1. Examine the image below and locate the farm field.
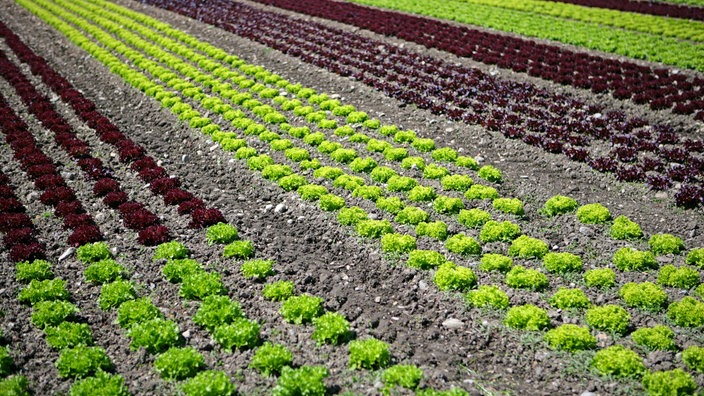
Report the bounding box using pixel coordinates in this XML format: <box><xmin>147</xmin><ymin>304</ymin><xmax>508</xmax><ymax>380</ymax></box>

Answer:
<box><xmin>0</xmin><ymin>0</ymin><xmax>703</xmax><ymax>394</ymax></box>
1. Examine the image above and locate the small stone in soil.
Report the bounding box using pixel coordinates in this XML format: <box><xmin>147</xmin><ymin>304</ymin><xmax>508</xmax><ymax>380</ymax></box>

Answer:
<box><xmin>442</xmin><ymin>318</ymin><xmax>464</xmax><ymax>329</ymax></box>
<box><xmin>58</xmin><ymin>247</ymin><xmax>75</xmax><ymax>261</ymax></box>
<box><xmin>274</xmin><ymin>203</ymin><xmax>287</xmax><ymax>213</ymax></box>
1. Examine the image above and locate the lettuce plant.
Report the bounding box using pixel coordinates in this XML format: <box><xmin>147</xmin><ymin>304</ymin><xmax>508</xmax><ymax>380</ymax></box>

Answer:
<box><xmin>128</xmin><ymin>318</ymin><xmax>182</xmax><ymax>354</ymax></box>
<box><xmin>194</xmin><ymin>295</ymin><xmax>244</xmax><ymax>332</ymax></box>
<box><xmin>492</xmin><ymin>198</ymin><xmax>524</xmax><ymax>216</ymax></box>
<box><xmin>280</xmin><ymin>294</ymin><xmax>323</xmax><ymax>324</ymax></box>
<box><xmin>98</xmin><ymin>280</ymin><xmax>136</xmax><ymax>310</ymax></box>
<box><xmin>263</xmin><ymin>281</ymin><xmax>294</xmax><ymax>301</ymax></box>
<box><xmin>223</xmin><ymin>240</ymin><xmax>255</xmax><ymax>259</ymax></box>
<box><xmin>416</xmin><ymin>221</ymin><xmax>448</xmax><ymax>241</ymax></box>
<box><xmin>273</xmin><ymin>366</ymin><xmax>328</xmax><ymax>396</ymax></box>
<box><xmin>154</xmin><ymin>347</ymin><xmax>205</xmax><ymax>380</ymax></box>
<box><xmin>423</xmin><ymin>164</ymin><xmax>449</xmax><ymax>180</ymax></box>
<box><xmin>76</xmin><ymin>242</ymin><xmax>112</xmax><ymax>263</ymax></box>
<box><xmin>377</xmin><ymin>197</ymin><xmax>404</xmax><ymax>214</ymax></box>
<box><xmin>330</xmin><ymin>148</ymin><xmax>358</xmax><ymax>164</ymax></box>
<box><xmin>610</xmin><ymin>215</ymin><xmax>643</xmax><ymax>240</ymax></box>
<box><xmin>163</xmin><ymin>259</ymin><xmax>204</xmax><ymax>283</ymax></box>
<box><xmin>479</xmin><ymin>254</ymin><xmax>513</xmax><ymax>273</ymax></box>
<box><xmin>445</xmin><ymin>234</ymin><xmax>481</xmax><ymax>256</ymax></box>
<box><xmin>667</xmin><ymin>297</ymin><xmax>704</xmax><ymax>327</ymax></box>
<box><xmin>631</xmin><ymin>325</ymin><xmax>676</xmax><ymax>351</ymax></box>
<box><xmin>180</xmin><ymin>272</ymin><xmax>226</xmax><ymax>300</ymax></box>
<box><xmin>549</xmin><ymin>288</ymin><xmax>590</xmax><ymax>310</ymax></box>
<box><xmin>504</xmin><ymin>304</ymin><xmax>550</xmax><ymax>330</ymax></box>
<box><xmin>591</xmin><ymin>345</ymin><xmax>645</xmax><ymax>378</ymax></box>
<box><xmin>318</xmin><ymin>194</ymin><xmax>345</xmax><ymax>211</ymax></box>
<box><xmin>15</xmin><ymin>259</ymin><xmax>53</xmax><ymax>283</ymax></box>
<box><xmin>394</xmin><ymin>130</ymin><xmax>417</xmax><ymax>143</ymax></box>
<box><xmin>477</xmin><ymin>165</ymin><xmax>502</xmax><ymax>182</ymax></box>
<box><xmin>45</xmin><ymin>322</ymin><xmax>93</xmax><ymax>350</ymax></box>
<box><xmin>407</xmin><ymin>250</ymin><xmax>446</xmax><ymax>270</ymax></box>
<box><xmin>378</xmin><ymin>125</ymin><xmax>398</xmax><ymax>136</ymax></box>
<box><xmin>433</xmin><ymin>262</ymin><xmax>477</xmax><ymax>291</ymax></box>
<box><xmin>384</xmin><ymin>147</ymin><xmax>408</xmax><ymax>161</ymax></box>
<box><xmin>648</xmin><ymin>233</ymin><xmax>684</xmax><ymax>255</ymax></box>
<box><xmin>464</xmin><ymin>185</ymin><xmax>498</xmax><ymax>200</ymax></box>
<box><xmin>206</xmin><ymin>223</ymin><xmax>238</xmax><ymax>245</ymax></box>
<box><xmin>458</xmin><ymin>209</ymin><xmax>492</xmax><ymax>229</ymax></box>
<box><xmin>456</xmin><ymin>156</ymin><xmax>479</xmax><ymax>170</ymax></box>
<box><xmin>440</xmin><ymin>175</ymin><xmax>473</xmax><ymax>191</ymax></box>
<box><xmin>180</xmin><ymin>370</ymin><xmax>235</xmax><ymax>396</ymax></box>
<box><xmin>395</xmin><ymin>206</ymin><xmax>429</xmax><ymax>225</ymax></box>
<box><xmin>543</xmin><ymin>252</ymin><xmax>583</xmax><ymax>274</ymax></box>
<box><xmin>31</xmin><ymin>300</ymin><xmax>79</xmax><ymax>328</ymax></box>
<box><xmin>682</xmin><ymin>346</ymin><xmax>704</xmax><ymax>373</ymax></box>
<box><xmin>352</xmin><ymin>186</ymin><xmax>384</xmax><ymax>201</ymax></box>
<box><xmin>350</xmin><ymin>157</ymin><xmax>378</xmax><ymax>173</ymax></box>
<box><xmin>214</xmin><ymin>318</ymin><xmax>260</xmax><ymax>351</ymax></box>
<box><xmin>0</xmin><ymin>376</ymin><xmax>29</xmax><ymax>396</ymax></box>
<box><xmin>298</xmin><ymin>184</ymin><xmax>328</xmax><ymax>201</ymax></box>
<box><xmin>116</xmin><ymin>298</ymin><xmax>162</xmax><ymax>329</ymax></box>
<box><xmin>0</xmin><ymin>347</ymin><xmax>13</xmax><ymax>378</ymax></box>
<box><xmin>334</xmin><ymin>174</ymin><xmax>364</xmax><ymax>191</ymax></box>
<box><xmin>431</xmin><ymin>147</ymin><xmax>458</xmax><ymax>162</ymax></box>
<box><xmin>247</xmin><ymin>154</ymin><xmax>275</xmax><ymax>171</ymax></box>
<box><xmin>466</xmin><ymin>285</ymin><xmax>509</xmax><ymax>309</ymax></box>
<box><xmin>612</xmin><ymin>247</ymin><xmax>657</xmax><ymax>271</ymax></box>
<box><xmin>337</xmin><ymin>207</ymin><xmax>368</xmax><ymax>226</ymax></box>
<box><xmin>407</xmin><ymin>186</ymin><xmax>436</xmax><ymax>202</ymax></box>
<box><xmin>153</xmin><ymin>241</ymin><xmax>188</xmax><ymax>261</ymax></box>
<box><xmin>576</xmin><ymin>203</ymin><xmax>611</xmax><ymax>224</ymax></box>
<box><xmin>387</xmin><ymin>176</ymin><xmax>417</xmax><ymax>192</ymax></box>
<box><xmin>412</xmin><ymin>138</ymin><xmax>435</xmax><ymax>152</ymax></box>
<box><xmin>542</xmin><ymin>195</ymin><xmax>577</xmax><ymax>216</ymax></box>
<box><xmin>241</xmin><ymin>259</ymin><xmax>274</xmax><ymax>280</ymax></box>
<box><xmin>303</xmin><ymin>132</ymin><xmax>325</xmax><ymax>146</ymax></box>
<box><xmin>367</xmin><ymin>139</ymin><xmax>392</xmax><ymax>153</ymax></box>
<box><xmin>479</xmin><ymin>220</ymin><xmax>521</xmax><ymax>242</ymax></box>
<box><xmin>235</xmin><ymin>147</ymin><xmax>257</xmax><ymax>159</ymax></box>
<box><xmin>270</xmin><ymin>139</ymin><xmax>293</xmax><ymax>151</ymax></box>
<box><xmin>581</xmin><ymin>266</ymin><xmax>614</xmax><ymax>288</ymax></box>
<box><xmin>318</xmin><ymin>141</ymin><xmax>342</xmax><ymax>155</ymax></box>
<box><xmin>585</xmin><ymin>305</ymin><xmax>630</xmax><ymax>335</ymax></box>
<box><xmin>56</xmin><ymin>346</ymin><xmax>112</xmax><ymax>378</ymax></box>
<box><xmin>250</xmin><ymin>342</ymin><xmax>293</xmax><ymax>376</ymax></box>
<box><xmin>401</xmin><ymin>156</ymin><xmax>426</xmax><ymax>171</ymax></box>
<box><xmin>349</xmin><ymin>338</ymin><xmax>390</xmax><ymax>370</ymax></box>
<box><xmin>686</xmin><ymin>248</ymin><xmax>704</xmax><ymax>268</ymax></box>
<box><xmin>312</xmin><ymin>312</ymin><xmax>350</xmax><ymax>345</ymax></box>
<box><xmin>619</xmin><ymin>282</ymin><xmax>667</xmax><ymax>311</ymax></box>
<box><xmin>382</xmin><ymin>364</ymin><xmax>423</xmax><ymax>394</ymax></box>
<box><xmin>370</xmin><ymin>166</ymin><xmax>397</xmax><ymax>183</ymax></box>
<box><xmin>84</xmin><ymin>260</ymin><xmax>127</xmax><ymax>284</ymax></box>
<box><xmin>69</xmin><ymin>370</ymin><xmax>129</xmax><ymax>396</ymax></box>
<box><xmin>381</xmin><ymin>233</ymin><xmax>417</xmax><ymax>254</ymax></box>
<box><xmin>433</xmin><ymin>196</ymin><xmax>464</xmax><ymax>214</ymax></box>
<box><xmin>334</xmin><ymin>125</ymin><xmax>354</xmax><ymax>136</ymax></box>
<box><xmin>356</xmin><ymin>219</ymin><xmax>393</xmax><ymax>239</ymax></box>
<box><xmin>505</xmin><ymin>266</ymin><xmax>549</xmax><ymax>291</ymax></box>
<box><xmin>544</xmin><ymin>324</ymin><xmax>595</xmax><ymax>352</ymax></box>
<box><xmin>262</xmin><ymin>165</ymin><xmax>293</xmax><ymax>181</ymax></box>
<box><xmin>19</xmin><ymin>279</ymin><xmax>69</xmax><ymax>305</ymax></box>
<box><xmin>642</xmin><ymin>369</ymin><xmax>696</xmax><ymax>396</ymax></box>
<box><xmin>508</xmin><ymin>236</ymin><xmax>549</xmax><ymax>259</ymax></box>
<box><xmin>657</xmin><ymin>265</ymin><xmax>700</xmax><ymax>289</ymax></box>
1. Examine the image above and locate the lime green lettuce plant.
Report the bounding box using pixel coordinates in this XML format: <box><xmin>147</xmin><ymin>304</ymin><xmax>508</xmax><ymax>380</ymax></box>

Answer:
<box><xmin>505</xmin><ymin>266</ymin><xmax>549</xmax><ymax>291</ymax></box>
<box><xmin>382</xmin><ymin>364</ymin><xmax>424</xmax><ymax>394</ymax></box>
<box><xmin>407</xmin><ymin>250</ymin><xmax>446</xmax><ymax>270</ymax></box>
<box><xmin>153</xmin><ymin>241</ymin><xmax>188</xmax><ymax>261</ymax></box>
<box><xmin>84</xmin><ymin>260</ymin><xmax>127</xmax><ymax>284</ymax></box>
<box><xmin>18</xmin><ymin>279</ymin><xmax>69</xmax><ymax>305</ymax></box>
<box><xmin>477</xmin><ymin>165</ymin><xmax>502</xmax><ymax>182</ymax></box>
<box><xmin>508</xmin><ymin>236</ymin><xmax>549</xmax><ymax>259</ymax></box>
<box><xmin>250</xmin><ymin>342</ymin><xmax>293</xmax><ymax>376</ymax></box>
<box><xmin>241</xmin><ymin>259</ymin><xmax>274</xmax><ymax>280</ymax></box>
<box><xmin>543</xmin><ymin>252</ymin><xmax>582</xmax><ymax>273</ymax></box>
<box><xmin>280</xmin><ymin>294</ymin><xmax>323</xmax><ymax>324</ymax></box>
<box><xmin>395</xmin><ymin>206</ymin><xmax>429</xmax><ymax>225</ymax></box>
<box><xmin>585</xmin><ymin>305</ymin><xmax>630</xmax><ymax>335</ymax></box>
<box><xmin>613</xmin><ymin>247</ymin><xmax>657</xmax><ymax>271</ymax></box>
<box><xmin>193</xmin><ymin>295</ymin><xmax>244</xmax><ymax>332</ymax></box>
<box><xmin>272</xmin><ymin>366</ymin><xmax>328</xmax><ymax>396</ymax></box>
<box><xmin>213</xmin><ymin>318</ymin><xmax>260</xmax><ymax>351</ymax></box>
<box><xmin>479</xmin><ymin>220</ymin><xmax>521</xmax><ymax>242</ymax></box>
<box><xmin>69</xmin><ymin>371</ymin><xmax>129</xmax><ymax>396</ymax></box>
<box><xmin>162</xmin><ymin>259</ymin><xmax>203</xmax><ymax>283</ymax></box>
<box><xmin>154</xmin><ymin>347</ymin><xmax>205</xmax><ymax>380</ymax></box>
<box><xmin>180</xmin><ymin>370</ymin><xmax>235</xmax><ymax>396</ymax></box>
<box><xmin>356</xmin><ymin>219</ymin><xmax>393</xmax><ymax>238</ymax></box>
<box><xmin>549</xmin><ymin>288</ymin><xmax>590</xmax><ymax>310</ymax></box>
<box><xmin>649</xmin><ymin>233</ymin><xmax>684</xmax><ymax>255</ymax></box>
<box><xmin>642</xmin><ymin>369</ymin><xmax>696</xmax><ymax>396</ymax></box>
<box><xmin>542</xmin><ymin>195</ymin><xmax>577</xmax><ymax>216</ymax></box>
<box><xmin>544</xmin><ymin>324</ymin><xmax>596</xmax><ymax>352</ymax></box>
<box><xmin>445</xmin><ymin>234</ymin><xmax>481</xmax><ymax>256</ymax></box>
<box><xmin>223</xmin><ymin>240</ymin><xmax>255</xmax><ymax>259</ymax></box>
<box><xmin>31</xmin><ymin>300</ymin><xmax>78</xmax><ymax>328</ymax></box>
<box><xmin>128</xmin><ymin>318</ymin><xmax>182</xmax><ymax>354</ymax></box>
<box><xmin>263</xmin><ymin>281</ymin><xmax>295</xmax><ymax>302</ymax></box>
<box><xmin>458</xmin><ymin>209</ymin><xmax>492</xmax><ymax>229</ymax></box>
<box><xmin>117</xmin><ymin>298</ymin><xmax>162</xmax><ymax>329</ymax></box>
<box><xmin>98</xmin><ymin>280</ymin><xmax>136</xmax><ymax>310</ymax></box>
<box><xmin>591</xmin><ymin>345</ymin><xmax>645</xmax><ymax>378</ymax></box>
<box><xmin>466</xmin><ymin>285</ymin><xmax>509</xmax><ymax>309</ymax></box>
<box><xmin>504</xmin><ymin>304</ymin><xmax>550</xmax><ymax>330</ymax></box>
<box><xmin>337</xmin><ymin>207</ymin><xmax>368</xmax><ymax>226</ymax></box>
<box><xmin>349</xmin><ymin>338</ymin><xmax>391</xmax><ymax>370</ymax></box>
<box><xmin>492</xmin><ymin>198</ymin><xmax>524</xmax><ymax>216</ymax></box>
<box><xmin>433</xmin><ymin>196</ymin><xmax>464</xmax><ymax>214</ymax></box>
<box><xmin>610</xmin><ymin>215</ymin><xmax>643</xmax><ymax>240</ymax></box>
<box><xmin>416</xmin><ymin>221</ymin><xmax>448</xmax><ymax>240</ymax></box>
<box><xmin>45</xmin><ymin>322</ymin><xmax>93</xmax><ymax>350</ymax></box>
<box><xmin>631</xmin><ymin>325</ymin><xmax>676</xmax><ymax>351</ymax></box>
<box><xmin>312</xmin><ymin>312</ymin><xmax>350</xmax><ymax>345</ymax></box>
<box><xmin>584</xmin><ymin>268</ymin><xmax>616</xmax><ymax>289</ymax></box>
<box><xmin>180</xmin><ymin>272</ymin><xmax>225</xmax><ymax>300</ymax></box>
<box><xmin>56</xmin><ymin>346</ymin><xmax>112</xmax><ymax>378</ymax></box>
<box><xmin>667</xmin><ymin>297</ymin><xmax>704</xmax><ymax>327</ymax></box>
<box><xmin>15</xmin><ymin>260</ymin><xmax>53</xmax><ymax>283</ymax></box>
<box><xmin>380</xmin><ymin>233</ymin><xmax>417</xmax><ymax>254</ymax></box>
<box><xmin>77</xmin><ymin>242</ymin><xmax>112</xmax><ymax>263</ymax></box>
<box><xmin>619</xmin><ymin>282</ymin><xmax>667</xmax><ymax>311</ymax></box>
<box><xmin>479</xmin><ymin>254</ymin><xmax>513</xmax><ymax>273</ymax></box>
<box><xmin>407</xmin><ymin>186</ymin><xmax>436</xmax><ymax>202</ymax></box>
<box><xmin>682</xmin><ymin>346</ymin><xmax>704</xmax><ymax>373</ymax></box>
<box><xmin>433</xmin><ymin>263</ymin><xmax>477</xmax><ymax>291</ymax></box>
<box><xmin>657</xmin><ymin>265</ymin><xmax>700</xmax><ymax>289</ymax></box>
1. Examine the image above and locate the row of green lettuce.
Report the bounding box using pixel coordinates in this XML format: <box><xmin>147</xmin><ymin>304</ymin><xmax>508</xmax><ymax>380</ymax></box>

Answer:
<box><xmin>15</xmin><ymin>0</ymin><xmax>704</xmax><ymax>392</ymax></box>
<box><xmin>341</xmin><ymin>0</ymin><xmax>704</xmax><ymax>71</ymax></box>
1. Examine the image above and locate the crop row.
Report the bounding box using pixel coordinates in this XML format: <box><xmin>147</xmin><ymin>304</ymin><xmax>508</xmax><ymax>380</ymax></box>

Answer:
<box><xmin>141</xmin><ymin>0</ymin><xmax>704</xmax><ymax>208</ymax></box>
<box><xmin>246</xmin><ymin>0</ymin><xmax>704</xmax><ymax>118</ymax></box>
<box><xmin>428</xmin><ymin>0</ymin><xmax>704</xmax><ymax>41</ymax></box>
<box><xmin>0</xmin><ymin>12</ymin><xmax>465</xmax><ymax>395</ymax></box>
<box><xmin>20</xmin><ymin>1</ymin><xmax>694</xmax><ymax>392</ymax></box>
<box><xmin>547</xmin><ymin>0</ymin><xmax>704</xmax><ymax>21</ymax></box>
<box><xmin>342</xmin><ymin>0</ymin><xmax>704</xmax><ymax>71</ymax></box>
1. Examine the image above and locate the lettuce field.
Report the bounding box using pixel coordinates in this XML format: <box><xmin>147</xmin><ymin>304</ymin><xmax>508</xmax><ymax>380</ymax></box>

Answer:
<box><xmin>1</xmin><ymin>0</ymin><xmax>703</xmax><ymax>394</ymax></box>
